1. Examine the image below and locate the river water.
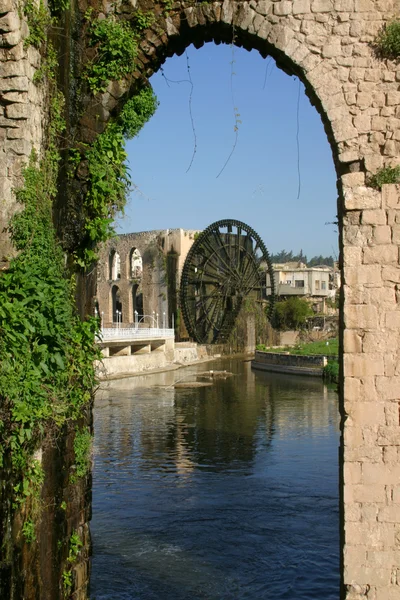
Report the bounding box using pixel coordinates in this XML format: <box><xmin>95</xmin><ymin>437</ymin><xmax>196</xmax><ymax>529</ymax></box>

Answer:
<box><xmin>90</xmin><ymin>358</ymin><xmax>340</xmax><ymax>600</ymax></box>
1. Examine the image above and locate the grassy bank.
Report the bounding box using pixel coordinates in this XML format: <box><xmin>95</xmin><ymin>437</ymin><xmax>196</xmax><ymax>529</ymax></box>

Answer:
<box><xmin>256</xmin><ymin>338</ymin><xmax>338</xmax><ymax>357</ymax></box>
<box><xmin>256</xmin><ymin>338</ymin><xmax>339</xmax><ymax>383</ymax></box>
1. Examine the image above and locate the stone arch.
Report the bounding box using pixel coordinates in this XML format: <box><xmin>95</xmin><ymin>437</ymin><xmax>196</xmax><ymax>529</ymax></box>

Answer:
<box><xmin>1</xmin><ymin>0</ymin><xmax>397</xmax><ymax>596</ymax></box>
<box><xmin>129</xmin><ymin>247</ymin><xmax>143</xmax><ymax>279</ymax></box>
<box><xmin>132</xmin><ymin>283</ymin><xmax>144</xmax><ymax>322</ymax></box>
<box><xmin>74</xmin><ymin>5</ymin><xmax>400</xmax><ymax>599</ymax></box>
<box><xmin>109</xmin><ymin>250</ymin><xmax>121</xmax><ymax>281</ymax></box>
<box><xmin>111</xmin><ymin>284</ymin><xmax>123</xmax><ymax>323</ymax></box>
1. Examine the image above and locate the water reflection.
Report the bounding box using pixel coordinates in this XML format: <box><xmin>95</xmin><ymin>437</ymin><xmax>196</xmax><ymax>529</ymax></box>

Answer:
<box><xmin>91</xmin><ymin>359</ymin><xmax>339</xmax><ymax>600</ymax></box>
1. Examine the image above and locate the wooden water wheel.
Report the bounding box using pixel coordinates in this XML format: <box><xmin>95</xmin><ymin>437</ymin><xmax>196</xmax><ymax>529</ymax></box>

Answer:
<box><xmin>180</xmin><ymin>219</ymin><xmax>275</xmax><ymax>344</ymax></box>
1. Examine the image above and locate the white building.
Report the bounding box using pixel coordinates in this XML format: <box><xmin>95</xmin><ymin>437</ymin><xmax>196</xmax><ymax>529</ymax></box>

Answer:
<box><xmin>266</xmin><ymin>262</ymin><xmax>336</xmax><ymax>298</ymax></box>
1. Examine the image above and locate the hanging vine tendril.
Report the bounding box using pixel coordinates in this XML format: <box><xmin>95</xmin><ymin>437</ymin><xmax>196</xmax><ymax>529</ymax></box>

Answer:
<box><xmin>185</xmin><ymin>50</ymin><xmax>197</xmax><ymax>173</ymax></box>
<box><xmin>296</xmin><ymin>77</ymin><xmax>301</xmax><ymax>200</ymax></box>
<box><xmin>216</xmin><ymin>23</ymin><xmax>241</xmax><ymax>179</ymax></box>
<box><xmin>159</xmin><ymin>59</ymin><xmax>197</xmax><ymax>174</ymax></box>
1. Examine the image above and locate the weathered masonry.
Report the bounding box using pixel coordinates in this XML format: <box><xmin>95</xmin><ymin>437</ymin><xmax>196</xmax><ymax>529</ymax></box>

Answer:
<box><xmin>1</xmin><ymin>0</ymin><xmax>400</xmax><ymax>598</ymax></box>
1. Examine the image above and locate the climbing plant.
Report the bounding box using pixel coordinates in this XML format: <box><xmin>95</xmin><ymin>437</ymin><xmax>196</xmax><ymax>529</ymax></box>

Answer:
<box><xmin>73</xmin><ymin>86</ymin><xmax>158</xmax><ymax>267</ymax></box>
<box><xmin>375</xmin><ymin>20</ymin><xmax>400</xmax><ymax>60</ymax></box>
<box><xmin>368</xmin><ymin>165</ymin><xmax>400</xmax><ymax>190</ymax></box>
<box><xmin>84</xmin><ymin>12</ymin><xmax>138</xmax><ymax>94</ymax></box>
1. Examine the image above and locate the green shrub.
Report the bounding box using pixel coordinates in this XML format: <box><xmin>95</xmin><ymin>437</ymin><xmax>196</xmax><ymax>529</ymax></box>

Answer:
<box><xmin>85</xmin><ymin>14</ymin><xmax>138</xmax><ymax>94</ymax></box>
<box><xmin>272</xmin><ymin>297</ymin><xmax>312</xmax><ymax>330</ymax></box>
<box><xmin>323</xmin><ymin>360</ymin><xmax>339</xmax><ymax>383</ymax></box>
<box><xmin>375</xmin><ymin>20</ymin><xmax>400</xmax><ymax>60</ymax></box>
<box><xmin>368</xmin><ymin>165</ymin><xmax>400</xmax><ymax>190</ymax></box>
<box><xmin>71</xmin><ymin>429</ymin><xmax>92</xmax><ymax>483</ymax></box>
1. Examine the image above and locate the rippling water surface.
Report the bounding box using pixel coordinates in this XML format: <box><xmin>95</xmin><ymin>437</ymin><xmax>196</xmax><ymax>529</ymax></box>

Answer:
<box><xmin>91</xmin><ymin>358</ymin><xmax>340</xmax><ymax>600</ymax></box>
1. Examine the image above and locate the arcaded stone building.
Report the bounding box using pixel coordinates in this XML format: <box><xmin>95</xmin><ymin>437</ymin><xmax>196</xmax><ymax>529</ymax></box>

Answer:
<box><xmin>96</xmin><ymin>228</ymin><xmax>200</xmax><ymax>328</ymax></box>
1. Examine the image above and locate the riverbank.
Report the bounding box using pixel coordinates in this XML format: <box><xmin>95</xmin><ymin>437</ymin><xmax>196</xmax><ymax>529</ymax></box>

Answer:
<box><xmin>98</xmin><ymin>351</ymin><xmax>253</xmax><ymax>382</ymax></box>
<box><xmin>252</xmin><ymin>339</ymin><xmax>339</xmax><ymax>382</ymax></box>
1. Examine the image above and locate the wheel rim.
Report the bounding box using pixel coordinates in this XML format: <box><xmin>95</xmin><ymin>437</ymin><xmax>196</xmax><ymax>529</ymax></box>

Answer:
<box><xmin>180</xmin><ymin>219</ymin><xmax>275</xmax><ymax>344</ymax></box>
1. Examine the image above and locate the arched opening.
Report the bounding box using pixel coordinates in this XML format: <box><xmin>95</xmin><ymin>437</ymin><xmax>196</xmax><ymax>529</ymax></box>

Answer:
<box><xmin>111</xmin><ymin>285</ymin><xmax>122</xmax><ymax>323</ymax></box>
<box><xmin>132</xmin><ymin>283</ymin><xmax>144</xmax><ymax>322</ymax></box>
<box><xmin>85</xmin><ymin>2</ymin><xmax>398</xmax><ymax>596</ymax></box>
<box><xmin>109</xmin><ymin>250</ymin><xmax>121</xmax><ymax>281</ymax></box>
<box><xmin>129</xmin><ymin>247</ymin><xmax>142</xmax><ymax>279</ymax></box>
<box><xmin>92</xmin><ymin>37</ymin><xmax>342</xmax><ymax>598</ymax></box>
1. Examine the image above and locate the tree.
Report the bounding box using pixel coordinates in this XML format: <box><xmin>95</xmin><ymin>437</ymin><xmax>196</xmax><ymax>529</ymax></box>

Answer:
<box><xmin>272</xmin><ymin>297</ymin><xmax>312</xmax><ymax>330</ymax></box>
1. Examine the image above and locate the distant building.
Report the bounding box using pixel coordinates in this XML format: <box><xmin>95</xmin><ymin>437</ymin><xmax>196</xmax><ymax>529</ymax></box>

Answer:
<box><xmin>96</xmin><ymin>229</ymin><xmax>200</xmax><ymax>328</ymax></box>
<box><xmin>266</xmin><ymin>261</ymin><xmax>339</xmax><ymax>307</ymax></box>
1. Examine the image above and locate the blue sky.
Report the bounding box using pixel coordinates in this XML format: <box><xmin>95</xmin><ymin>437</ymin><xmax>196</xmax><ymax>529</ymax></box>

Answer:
<box><xmin>119</xmin><ymin>42</ymin><xmax>338</xmax><ymax>259</ymax></box>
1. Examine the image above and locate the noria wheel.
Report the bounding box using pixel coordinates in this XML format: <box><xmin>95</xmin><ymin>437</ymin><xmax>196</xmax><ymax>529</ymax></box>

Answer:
<box><xmin>180</xmin><ymin>219</ymin><xmax>275</xmax><ymax>344</ymax></box>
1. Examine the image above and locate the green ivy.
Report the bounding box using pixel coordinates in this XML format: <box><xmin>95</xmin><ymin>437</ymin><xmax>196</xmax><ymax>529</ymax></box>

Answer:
<box><xmin>375</xmin><ymin>20</ymin><xmax>400</xmax><ymax>60</ymax></box>
<box><xmin>70</xmin><ymin>428</ymin><xmax>92</xmax><ymax>483</ymax></box>
<box><xmin>24</xmin><ymin>0</ymin><xmax>52</xmax><ymax>49</ymax></box>
<box><xmin>63</xmin><ymin>530</ymin><xmax>83</xmax><ymax>591</ymax></box>
<box><xmin>368</xmin><ymin>165</ymin><xmax>400</xmax><ymax>190</ymax></box>
<box><xmin>120</xmin><ymin>87</ymin><xmax>159</xmax><ymax>139</ymax></box>
<box><xmin>73</xmin><ymin>87</ymin><xmax>158</xmax><ymax>266</ymax></box>
<box><xmin>85</xmin><ymin>13</ymin><xmax>138</xmax><ymax>94</ymax></box>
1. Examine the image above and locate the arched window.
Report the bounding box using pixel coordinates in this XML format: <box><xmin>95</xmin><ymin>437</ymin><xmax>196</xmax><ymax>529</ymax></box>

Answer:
<box><xmin>132</xmin><ymin>284</ymin><xmax>144</xmax><ymax>322</ymax></box>
<box><xmin>112</xmin><ymin>285</ymin><xmax>123</xmax><ymax>323</ymax></box>
<box><xmin>109</xmin><ymin>250</ymin><xmax>121</xmax><ymax>281</ymax></box>
<box><xmin>130</xmin><ymin>248</ymin><xmax>142</xmax><ymax>279</ymax></box>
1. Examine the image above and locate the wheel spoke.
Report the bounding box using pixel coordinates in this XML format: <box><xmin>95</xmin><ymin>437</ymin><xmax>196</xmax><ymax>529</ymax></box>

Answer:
<box><xmin>180</xmin><ymin>219</ymin><xmax>275</xmax><ymax>343</ymax></box>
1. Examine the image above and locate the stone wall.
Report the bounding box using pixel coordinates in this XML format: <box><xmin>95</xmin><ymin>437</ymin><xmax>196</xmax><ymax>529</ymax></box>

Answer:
<box><xmin>342</xmin><ymin>183</ymin><xmax>400</xmax><ymax>600</ymax></box>
<box><xmin>252</xmin><ymin>348</ymin><xmax>327</xmax><ymax>375</ymax></box>
<box><xmin>96</xmin><ymin>229</ymin><xmax>199</xmax><ymax>327</ymax></box>
<box><xmin>0</xmin><ymin>0</ymin><xmax>46</xmax><ymax>261</ymax></box>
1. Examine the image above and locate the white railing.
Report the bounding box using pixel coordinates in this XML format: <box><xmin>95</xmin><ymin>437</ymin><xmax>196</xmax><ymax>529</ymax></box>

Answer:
<box><xmin>99</xmin><ymin>327</ymin><xmax>175</xmax><ymax>342</ymax></box>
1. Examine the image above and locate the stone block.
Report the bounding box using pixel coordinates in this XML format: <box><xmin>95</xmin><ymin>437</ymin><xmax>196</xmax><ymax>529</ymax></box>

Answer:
<box><xmin>385</xmin><ymin>311</ymin><xmax>400</xmax><ymax>332</ymax></box>
<box><xmin>353</xmin><ymin>114</ymin><xmax>372</xmax><ymax>133</ymax></box>
<box><xmin>376</xmin><ymin>376</ymin><xmax>400</xmax><ymax>400</ymax></box>
<box><xmin>0</xmin><ymin>12</ymin><xmax>20</xmax><ymax>33</ymax></box>
<box><xmin>344</xmin><ymin>304</ymin><xmax>379</xmax><ymax>329</ymax></box>
<box><xmin>344</xmin><ymin>461</ymin><xmax>362</xmax><ymax>484</ymax></box>
<box><xmin>382</xmin><ymin>185</ymin><xmax>400</xmax><ymax>209</ymax></box>
<box><xmin>361</xmin><ymin>503</ymin><xmax>381</xmax><ymax>522</ymax></box>
<box><xmin>0</xmin><ymin>29</ymin><xmax>21</xmax><ymax>47</ymax></box>
<box><xmin>343</xmin><ymin>245</ymin><xmax>362</xmax><ymax>266</ymax></box>
<box><xmin>382</xmin><ymin>267</ymin><xmax>400</xmax><ymax>283</ymax></box>
<box><xmin>344</xmin><ymin>353</ymin><xmax>384</xmax><ymax>377</ymax></box>
<box><xmin>346</xmin><ymin>565</ymin><xmax>392</xmax><ymax>587</ymax></box>
<box><xmin>344</xmin><ymin>187</ymin><xmax>381</xmax><ymax>210</ymax></box>
<box><xmin>344</xmin><ymin>329</ymin><xmax>362</xmax><ymax>353</ymax></box>
<box><xmin>344</xmin><ymin>224</ymin><xmax>373</xmax><ymax>246</ymax></box>
<box><xmin>363</xmin><ymin>463</ymin><xmax>400</xmax><ymax>485</ymax></box>
<box><xmin>4</xmin><ymin>138</ymin><xmax>31</xmax><ymax>155</ymax></box>
<box><xmin>363</xmin><ymin>332</ymin><xmax>399</xmax><ymax>354</ymax></box>
<box><xmin>5</xmin><ymin>103</ymin><xmax>29</xmax><ymax>119</ymax></box>
<box><xmin>346</xmin><ymin>402</ymin><xmax>385</xmax><ymax>426</ymax></box>
<box><xmin>363</xmin><ymin>245</ymin><xmax>398</xmax><ymax>265</ymax></box>
<box><xmin>384</xmin><ymin>401</ymin><xmax>399</xmax><ymax>425</ymax></box>
<box><xmin>361</xmin><ymin>209</ymin><xmax>386</xmax><ymax>226</ymax></box>
<box><xmin>376</xmin><ymin>587</ymin><xmax>400</xmax><ymax>600</ymax></box>
<box><xmin>312</xmin><ymin>0</ymin><xmax>333</xmax><ymax>10</ymax></box>
<box><xmin>387</xmin><ymin>92</ymin><xmax>400</xmax><ymax>107</ymax></box>
<box><xmin>377</xmin><ymin>424</ymin><xmax>400</xmax><ymax>444</ymax></box>
<box><xmin>378</xmin><ymin>505</ymin><xmax>400</xmax><ymax>523</ymax></box>
<box><xmin>254</xmin><ymin>0</ymin><xmax>272</xmax><ymax>16</ymax></box>
<box><xmin>332</xmin><ymin>117</ymin><xmax>358</xmax><ymax>143</ymax></box>
<box><xmin>273</xmin><ymin>0</ymin><xmax>292</xmax><ymax>15</ymax></box>
<box><xmin>346</xmin><ymin>520</ymin><xmax>394</xmax><ymax>547</ymax></box>
<box><xmin>344</xmin><ymin>375</ymin><xmax>361</xmax><ymax>400</ymax></box>
<box><xmin>345</xmin><ymin>503</ymin><xmax>363</xmax><ymax>522</ymax></box>
<box><xmin>346</xmin><ymin>445</ymin><xmax>383</xmax><ymax>462</ymax></box>
<box><xmin>374</xmin><ymin>226</ymin><xmax>392</xmax><ymax>245</ymax></box>
<box><xmin>292</xmin><ymin>0</ymin><xmax>310</xmax><ymax>13</ymax></box>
